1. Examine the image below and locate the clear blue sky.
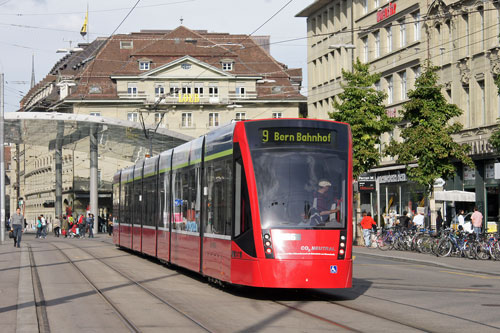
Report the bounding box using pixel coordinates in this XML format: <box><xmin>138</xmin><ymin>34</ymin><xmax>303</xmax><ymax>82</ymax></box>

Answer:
<box><xmin>0</xmin><ymin>0</ymin><xmax>311</xmax><ymax>113</ymax></box>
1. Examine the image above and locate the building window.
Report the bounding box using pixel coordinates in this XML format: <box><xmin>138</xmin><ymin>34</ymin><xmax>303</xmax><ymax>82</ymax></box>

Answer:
<box><xmin>363</xmin><ymin>0</ymin><xmax>368</xmax><ymax>14</ymax></box>
<box><xmin>386</xmin><ymin>76</ymin><xmax>393</xmax><ymax>104</ymax></box>
<box><xmin>480</xmin><ymin>7</ymin><xmax>485</xmax><ymax>50</ymax></box>
<box><xmin>181</xmin><ymin>112</ymin><xmax>192</xmax><ymax>128</ymax></box>
<box><xmin>386</xmin><ymin>26</ymin><xmax>392</xmax><ymax>53</ymax></box>
<box><xmin>127</xmin><ymin>83</ymin><xmax>137</xmax><ymax>97</ymax></box>
<box><xmin>127</xmin><ymin>112</ymin><xmax>138</xmax><ymax>122</ymax></box>
<box><xmin>139</xmin><ymin>61</ymin><xmax>150</xmax><ymax>71</ymax></box>
<box><xmin>194</xmin><ymin>83</ymin><xmax>204</xmax><ymax>97</ymax></box>
<box><xmin>155</xmin><ymin>84</ymin><xmax>165</xmax><ymax>97</ymax></box>
<box><xmin>272</xmin><ymin>112</ymin><xmax>282</xmax><ymax>118</ymax></box>
<box><xmin>120</xmin><ymin>41</ymin><xmax>133</xmax><ymax>49</ymax></box>
<box><xmin>235</xmin><ymin>112</ymin><xmax>246</xmax><ymax>121</ymax></box>
<box><xmin>399</xmin><ymin>71</ymin><xmax>407</xmax><ymax>100</ymax></box>
<box><xmin>479</xmin><ymin>80</ymin><xmax>485</xmax><ymax>125</ymax></box>
<box><xmin>374</xmin><ymin>0</ymin><xmax>379</xmax><ymax>8</ymax></box>
<box><xmin>155</xmin><ymin>112</ymin><xmax>162</xmax><ymax>125</ymax></box>
<box><xmin>90</xmin><ymin>112</ymin><xmax>101</xmax><ymax>117</ymax></box>
<box><xmin>208</xmin><ymin>85</ymin><xmax>219</xmax><ymax>97</ymax></box>
<box><xmin>169</xmin><ymin>83</ymin><xmax>179</xmax><ymax>97</ymax></box>
<box><xmin>399</xmin><ymin>19</ymin><xmax>406</xmax><ymax>47</ymax></box>
<box><xmin>222</xmin><ymin>62</ymin><xmax>233</xmax><ymax>71</ymax></box>
<box><xmin>463</xmin><ymin>14</ymin><xmax>469</xmax><ymax>56</ymax></box>
<box><xmin>464</xmin><ymin>85</ymin><xmax>470</xmax><ymax>127</ymax></box>
<box><xmin>209</xmin><ymin>113</ymin><xmax>219</xmax><ymax>127</ymax></box>
<box><xmin>375</xmin><ymin>80</ymin><xmax>381</xmax><ymax>91</ymax></box>
<box><xmin>181</xmin><ymin>83</ymin><xmax>192</xmax><ymax>95</ymax></box>
<box><xmin>362</xmin><ymin>37</ymin><xmax>368</xmax><ymax>62</ymax></box>
<box><xmin>236</xmin><ymin>86</ymin><xmax>246</xmax><ymax>97</ymax></box>
<box><xmin>413</xmin><ymin>12</ymin><xmax>421</xmax><ymax>41</ymax></box>
<box><xmin>374</xmin><ymin>31</ymin><xmax>380</xmax><ymax>58</ymax></box>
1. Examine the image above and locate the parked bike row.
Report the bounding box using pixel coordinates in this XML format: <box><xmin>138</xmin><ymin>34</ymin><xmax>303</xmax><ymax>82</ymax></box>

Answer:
<box><xmin>374</xmin><ymin>227</ymin><xmax>500</xmax><ymax>260</ymax></box>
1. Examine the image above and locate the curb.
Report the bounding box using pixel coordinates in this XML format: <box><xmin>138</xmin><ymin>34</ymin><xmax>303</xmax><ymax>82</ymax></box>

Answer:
<box><xmin>354</xmin><ymin>250</ymin><xmax>500</xmax><ymax>277</ymax></box>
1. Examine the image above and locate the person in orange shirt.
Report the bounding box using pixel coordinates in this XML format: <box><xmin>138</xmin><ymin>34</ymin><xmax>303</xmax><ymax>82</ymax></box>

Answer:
<box><xmin>359</xmin><ymin>211</ymin><xmax>377</xmax><ymax>247</ymax></box>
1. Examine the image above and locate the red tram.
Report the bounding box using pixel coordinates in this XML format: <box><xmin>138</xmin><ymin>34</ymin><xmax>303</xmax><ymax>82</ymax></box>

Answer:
<box><xmin>113</xmin><ymin>119</ymin><xmax>352</xmax><ymax>288</ymax></box>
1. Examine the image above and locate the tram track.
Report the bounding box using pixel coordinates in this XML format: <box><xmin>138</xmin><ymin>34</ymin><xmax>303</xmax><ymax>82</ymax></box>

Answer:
<box><xmin>50</xmin><ymin>243</ymin><xmax>141</xmax><ymax>333</ymax></box>
<box><xmin>52</xmin><ymin>242</ymin><xmax>214</xmax><ymax>333</ymax></box>
<box><xmin>27</xmin><ymin>244</ymin><xmax>51</xmax><ymax>333</ymax></box>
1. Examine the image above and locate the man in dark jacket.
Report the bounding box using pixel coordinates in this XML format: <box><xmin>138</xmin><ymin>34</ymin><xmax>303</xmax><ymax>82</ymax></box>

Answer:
<box><xmin>10</xmin><ymin>208</ymin><xmax>24</xmax><ymax>248</ymax></box>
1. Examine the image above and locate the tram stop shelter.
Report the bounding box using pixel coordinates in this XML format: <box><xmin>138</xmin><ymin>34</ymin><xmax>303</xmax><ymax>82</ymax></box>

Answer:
<box><xmin>0</xmin><ymin>112</ymin><xmax>192</xmax><ymax>243</ymax></box>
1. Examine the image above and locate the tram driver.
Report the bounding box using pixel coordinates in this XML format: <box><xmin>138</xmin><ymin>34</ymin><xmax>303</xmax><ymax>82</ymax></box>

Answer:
<box><xmin>309</xmin><ymin>180</ymin><xmax>341</xmax><ymax>226</ymax></box>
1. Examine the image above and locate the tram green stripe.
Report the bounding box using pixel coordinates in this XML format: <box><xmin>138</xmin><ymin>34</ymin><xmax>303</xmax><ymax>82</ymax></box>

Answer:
<box><xmin>205</xmin><ymin>149</ymin><xmax>233</xmax><ymax>162</ymax></box>
<box><xmin>172</xmin><ymin>161</ymin><xmax>190</xmax><ymax>170</ymax></box>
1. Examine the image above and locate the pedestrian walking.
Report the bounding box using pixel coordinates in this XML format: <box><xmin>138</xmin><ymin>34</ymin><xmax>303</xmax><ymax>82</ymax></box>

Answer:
<box><xmin>471</xmin><ymin>206</ymin><xmax>483</xmax><ymax>237</ymax></box>
<box><xmin>36</xmin><ymin>216</ymin><xmax>42</xmax><ymax>238</ymax></box>
<box><xmin>62</xmin><ymin>215</ymin><xmax>69</xmax><ymax>238</ymax></box>
<box><xmin>435</xmin><ymin>210</ymin><xmax>443</xmax><ymax>234</ymax></box>
<box><xmin>40</xmin><ymin>215</ymin><xmax>47</xmax><ymax>238</ymax></box>
<box><xmin>398</xmin><ymin>211</ymin><xmax>412</xmax><ymax>230</ymax></box>
<box><xmin>10</xmin><ymin>208</ymin><xmax>24</xmax><ymax>248</ymax></box>
<box><xmin>87</xmin><ymin>213</ymin><xmax>94</xmax><ymax>238</ymax></box>
<box><xmin>359</xmin><ymin>211</ymin><xmax>377</xmax><ymax>248</ymax></box>
<box><xmin>78</xmin><ymin>214</ymin><xmax>86</xmax><ymax>238</ymax></box>
<box><xmin>107</xmin><ymin>214</ymin><xmax>113</xmax><ymax>236</ymax></box>
<box><xmin>413</xmin><ymin>211</ymin><xmax>425</xmax><ymax>229</ymax></box>
<box><xmin>53</xmin><ymin>215</ymin><xmax>61</xmax><ymax>237</ymax></box>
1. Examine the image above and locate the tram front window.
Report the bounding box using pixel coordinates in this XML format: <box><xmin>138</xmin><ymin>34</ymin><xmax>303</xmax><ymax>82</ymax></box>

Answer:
<box><xmin>252</xmin><ymin>149</ymin><xmax>347</xmax><ymax>229</ymax></box>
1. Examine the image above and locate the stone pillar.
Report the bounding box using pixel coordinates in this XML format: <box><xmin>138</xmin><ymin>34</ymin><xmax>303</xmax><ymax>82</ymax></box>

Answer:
<box><xmin>55</xmin><ymin>121</ymin><xmax>64</xmax><ymax>219</ymax></box>
<box><xmin>89</xmin><ymin>125</ymin><xmax>98</xmax><ymax>231</ymax></box>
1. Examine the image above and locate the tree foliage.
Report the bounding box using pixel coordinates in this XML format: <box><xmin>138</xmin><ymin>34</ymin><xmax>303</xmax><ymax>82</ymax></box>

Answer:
<box><xmin>385</xmin><ymin>62</ymin><xmax>472</xmax><ymax>193</ymax></box>
<box><xmin>329</xmin><ymin>58</ymin><xmax>398</xmax><ymax>179</ymax></box>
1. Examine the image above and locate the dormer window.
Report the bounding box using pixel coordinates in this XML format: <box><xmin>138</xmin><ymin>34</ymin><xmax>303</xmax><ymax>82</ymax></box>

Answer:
<box><xmin>120</xmin><ymin>41</ymin><xmax>133</xmax><ymax>49</ymax></box>
<box><xmin>221</xmin><ymin>59</ymin><xmax>234</xmax><ymax>71</ymax></box>
<box><xmin>139</xmin><ymin>61</ymin><xmax>150</xmax><ymax>71</ymax></box>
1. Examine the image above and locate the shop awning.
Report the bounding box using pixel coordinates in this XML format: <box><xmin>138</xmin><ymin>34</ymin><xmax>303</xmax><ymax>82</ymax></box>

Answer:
<box><xmin>434</xmin><ymin>190</ymin><xmax>476</xmax><ymax>202</ymax></box>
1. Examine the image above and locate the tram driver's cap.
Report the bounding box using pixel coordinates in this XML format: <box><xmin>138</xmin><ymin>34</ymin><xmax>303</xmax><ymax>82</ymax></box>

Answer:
<box><xmin>318</xmin><ymin>180</ymin><xmax>332</xmax><ymax>187</ymax></box>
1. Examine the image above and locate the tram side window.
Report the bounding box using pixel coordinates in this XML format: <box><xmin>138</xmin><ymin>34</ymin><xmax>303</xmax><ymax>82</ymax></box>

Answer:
<box><xmin>113</xmin><ymin>183</ymin><xmax>120</xmax><ymax>224</ymax></box>
<box><xmin>234</xmin><ymin>159</ymin><xmax>252</xmax><ymax>237</ymax></box>
<box><xmin>124</xmin><ymin>182</ymin><xmax>133</xmax><ymax>225</ymax></box>
<box><xmin>144</xmin><ymin>177</ymin><xmax>155</xmax><ymax>227</ymax></box>
<box><xmin>205</xmin><ymin>157</ymin><xmax>232</xmax><ymax>236</ymax></box>
<box><xmin>172</xmin><ymin>171</ymin><xmax>183</xmax><ymax>230</ymax></box>
<box><xmin>158</xmin><ymin>173</ymin><xmax>166</xmax><ymax>229</ymax></box>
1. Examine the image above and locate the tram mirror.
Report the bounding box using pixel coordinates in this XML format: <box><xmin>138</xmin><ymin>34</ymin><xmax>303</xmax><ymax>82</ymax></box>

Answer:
<box><xmin>204</xmin><ymin>187</ymin><xmax>208</xmax><ymax>196</ymax></box>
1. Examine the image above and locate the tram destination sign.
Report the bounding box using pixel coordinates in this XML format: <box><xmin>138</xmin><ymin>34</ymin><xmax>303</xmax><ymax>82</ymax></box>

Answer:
<box><xmin>260</xmin><ymin>127</ymin><xmax>336</xmax><ymax>146</ymax></box>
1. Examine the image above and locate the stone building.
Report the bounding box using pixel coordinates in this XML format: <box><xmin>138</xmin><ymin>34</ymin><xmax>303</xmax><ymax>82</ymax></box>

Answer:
<box><xmin>297</xmin><ymin>0</ymin><xmax>500</xmax><ymax>228</ymax></box>
<box><xmin>13</xmin><ymin>26</ymin><xmax>305</xmax><ymax>223</ymax></box>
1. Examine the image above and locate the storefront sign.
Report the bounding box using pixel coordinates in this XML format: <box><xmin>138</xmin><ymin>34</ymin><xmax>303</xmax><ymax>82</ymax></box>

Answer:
<box><xmin>178</xmin><ymin>93</ymin><xmax>200</xmax><ymax>103</ymax></box>
<box><xmin>378</xmin><ymin>173</ymin><xmax>407</xmax><ymax>184</ymax></box>
<box><xmin>358</xmin><ymin>174</ymin><xmax>375</xmax><ymax>192</ymax></box>
<box><xmin>464</xmin><ymin>165</ymin><xmax>475</xmax><ymax>181</ymax></box>
<box><xmin>377</xmin><ymin>2</ymin><xmax>397</xmax><ymax>23</ymax></box>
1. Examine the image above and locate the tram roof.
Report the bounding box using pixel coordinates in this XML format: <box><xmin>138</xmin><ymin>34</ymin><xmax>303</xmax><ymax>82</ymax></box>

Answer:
<box><xmin>4</xmin><ymin>112</ymin><xmax>193</xmax><ymax>161</ymax></box>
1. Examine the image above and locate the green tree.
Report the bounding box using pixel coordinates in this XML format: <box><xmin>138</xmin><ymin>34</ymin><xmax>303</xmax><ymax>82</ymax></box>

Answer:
<box><xmin>385</xmin><ymin>62</ymin><xmax>472</xmax><ymax>193</ymax></box>
<box><xmin>329</xmin><ymin>58</ymin><xmax>398</xmax><ymax>179</ymax></box>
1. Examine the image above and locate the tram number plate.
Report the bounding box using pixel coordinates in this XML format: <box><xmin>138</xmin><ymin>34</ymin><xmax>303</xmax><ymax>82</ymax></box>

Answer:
<box><xmin>330</xmin><ymin>265</ymin><xmax>338</xmax><ymax>274</ymax></box>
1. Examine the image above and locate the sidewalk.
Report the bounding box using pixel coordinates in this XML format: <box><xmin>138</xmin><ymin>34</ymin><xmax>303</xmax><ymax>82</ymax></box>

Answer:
<box><xmin>353</xmin><ymin>245</ymin><xmax>500</xmax><ymax>276</ymax></box>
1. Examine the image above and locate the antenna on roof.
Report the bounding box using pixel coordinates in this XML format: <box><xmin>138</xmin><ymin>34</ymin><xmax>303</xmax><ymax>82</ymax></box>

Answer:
<box><xmin>180</xmin><ymin>16</ymin><xmax>184</xmax><ymax>25</ymax></box>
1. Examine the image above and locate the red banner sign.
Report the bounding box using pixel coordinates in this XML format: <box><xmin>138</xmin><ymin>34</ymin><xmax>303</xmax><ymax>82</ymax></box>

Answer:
<box><xmin>377</xmin><ymin>2</ymin><xmax>397</xmax><ymax>23</ymax></box>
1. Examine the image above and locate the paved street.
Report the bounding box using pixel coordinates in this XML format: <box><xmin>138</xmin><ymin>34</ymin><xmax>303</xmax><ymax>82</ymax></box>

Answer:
<box><xmin>1</xmin><ymin>234</ymin><xmax>500</xmax><ymax>332</ymax></box>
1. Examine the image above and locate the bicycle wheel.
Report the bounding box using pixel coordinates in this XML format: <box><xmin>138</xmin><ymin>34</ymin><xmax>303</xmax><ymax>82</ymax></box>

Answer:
<box><xmin>490</xmin><ymin>241</ymin><xmax>500</xmax><ymax>260</ymax></box>
<box><xmin>436</xmin><ymin>239</ymin><xmax>452</xmax><ymax>257</ymax></box>
<box><xmin>375</xmin><ymin>233</ymin><xmax>391</xmax><ymax>251</ymax></box>
<box><xmin>474</xmin><ymin>241</ymin><xmax>490</xmax><ymax>260</ymax></box>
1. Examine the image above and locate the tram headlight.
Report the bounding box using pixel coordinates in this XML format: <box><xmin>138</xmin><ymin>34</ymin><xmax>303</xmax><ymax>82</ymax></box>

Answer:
<box><xmin>340</xmin><ymin>235</ymin><xmax>346</xmax><ymax>241</ymax></box>
<box><xmin>266</xmin><ymin>248</ymin><xmax>273</xmax><ymax>254</ymax></box>
<box><xmin>339</xmin><ymin>249</ymin><xmax>345</xmax><ymax>255</ymax></box>
<box><xmin>264</xmin><ymin>233</ymin><xmax>271</xmax><ymax>240</ymax></box>
<box><xmin>265</xmin><ymin>241</ymin><xmax>272</xmax><ymax>247</ymax></box>
<box><xmin>340</xmin><ymin>242</ymin><xmax>345</xmax><ymax>248</ymax></box>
